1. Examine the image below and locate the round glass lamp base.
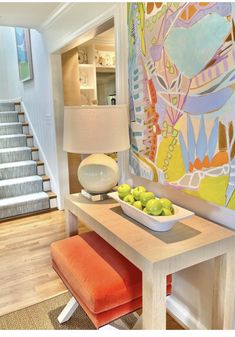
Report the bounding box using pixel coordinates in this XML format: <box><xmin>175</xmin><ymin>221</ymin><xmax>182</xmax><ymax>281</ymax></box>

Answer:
<box><xmin>77</xmin><ymin>154</ymin><xmax>119</xmax><ymax>194</ymax></box>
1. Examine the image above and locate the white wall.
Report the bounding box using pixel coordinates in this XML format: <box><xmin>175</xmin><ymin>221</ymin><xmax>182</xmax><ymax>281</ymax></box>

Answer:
<box><xmin>20</xmin><ymin>29</ymin><xmax>59</xmax><ymax>195</ymax></box>
<box><xmin>0</xmin><ymin>27</ymin><xmax>22</xmax><ymax>99</ymax></box>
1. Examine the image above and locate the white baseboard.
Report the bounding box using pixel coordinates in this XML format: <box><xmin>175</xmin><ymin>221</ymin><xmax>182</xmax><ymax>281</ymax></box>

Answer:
<box><xmin>21</xmin><ymin>101</ymin><xmax>57</xmax><ymax>195</ymax></box>
<box><xmin>167</xmin><ymin>296</ymin><xmax>207</xmax><ymax>330</ymax></box>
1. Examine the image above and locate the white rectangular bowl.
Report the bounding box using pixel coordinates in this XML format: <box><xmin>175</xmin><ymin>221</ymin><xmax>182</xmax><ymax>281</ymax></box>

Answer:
<box><xmin>108</xmin><ymin>192</ymin><xmax>194</xmax><ymax>232</ymax></box>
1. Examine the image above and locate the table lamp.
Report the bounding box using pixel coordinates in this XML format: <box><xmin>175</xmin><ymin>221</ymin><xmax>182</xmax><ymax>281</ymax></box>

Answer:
<box><xmin>63</xmin><ymin>105</ymin><xmax>130</xmax><ymax>200</ymax></box>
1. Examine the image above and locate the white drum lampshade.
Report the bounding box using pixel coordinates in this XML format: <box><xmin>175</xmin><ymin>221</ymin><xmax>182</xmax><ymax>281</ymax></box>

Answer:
<box><xmin>63</xmin><ymin>105</ymin><xmax>130</xmax><ymax>194</ymax></box>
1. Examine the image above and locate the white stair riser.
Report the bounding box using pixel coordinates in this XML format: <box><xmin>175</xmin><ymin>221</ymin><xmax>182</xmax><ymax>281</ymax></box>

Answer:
<box><xmin>32</xmin><ymin>150</ymin><xmax>39</xmax><ymax>161</ymax></box>
<box><xmin>37</xmin><ymin>165</ymin><xmax>45</xmax><ymax>176</ymax></box>
<box><xmin>0</xmin><ymin>180</ymin><xmax>43</xmax><ymax>198</ymax></box>
<box><xmin>0</xmin><ymin>149</ymin><xmax>32</xmax><ymax>163</ymax></box>
<box><xmin>50</xmin><ymin>197</ymin><xmax>57</xmax><ymax>209</ymax></box>
<box><xmin>43</xmin><ymin>180</ymin><xmax>51</xmax><ymax>192</ymax></box>
<box><xmin>26</xmin><ymin>137</ymin><xmax>33</xmax><ymax>147</ymax></box>
<box><xmin>18</xmin><ymin>114</ymin><xmax>25</xmax><ymax>123</ymax></box>
<box><xmin>15</xmin><ymin>104</ymin><xmax>21</xmax><ymax>112</ymax></box>
<box><xmin>0</xmin><ymin>163</ymin><xmax>37</xmax><ymax>180</ymax></box>
<box><xmin>0</xmin><ymin>124</ymin><xmax>22</xmax><ymax>135</ymax></box>
<box><xmin>23</xmin><ymin>125</ymin><xmax>29</xmax><ymax>134</ymax></box>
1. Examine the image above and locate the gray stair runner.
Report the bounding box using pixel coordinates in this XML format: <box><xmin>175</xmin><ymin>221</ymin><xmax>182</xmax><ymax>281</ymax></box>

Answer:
<box><xmin>0</xmin><ymin>161</ymin><xmax>37</xmax><ymax>180</ymax></box>
<box><xmin>0</xmin><ymin>134</ymin><xmax>27</xmax><ymax>148</ymax></box>
<box><xmin>0</xmin><ymin>103</ymin><xmax>15</xmax><ymax>112</ymax></box>
<box><xmin>0</xmin><ymin>147</ymin><xmax>32</xmax><ymax>163</ymax></box>
<box><xmin>0</xmin><ymin>111</ymin><xmax>19</xmax><ymax>123</ymax></box>
<box><xmin>0</xmin><ymin>192</ymin><xmax>50</xmax><ymax>219</ymax></box>
<box><xmin>0</xmin><ymin>103</ymin><xmax>50</xmax><ymax>220</ymax></box>
<box><xmin>0</xmin><ymin>122</ymin><xmax>23</xmax><ymax>135</ymax></box>
<box><xmin>0</xmin><ymin>175</ymin><xmax>43</xmax><ymax>198</ymax></box>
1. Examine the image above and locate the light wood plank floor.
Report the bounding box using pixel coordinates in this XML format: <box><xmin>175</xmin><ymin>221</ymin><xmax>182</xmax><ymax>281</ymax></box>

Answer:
<box><xmin>0</xmin><ymin>210</ymin><xmax>183</xmax><ymax>329</ymax></box>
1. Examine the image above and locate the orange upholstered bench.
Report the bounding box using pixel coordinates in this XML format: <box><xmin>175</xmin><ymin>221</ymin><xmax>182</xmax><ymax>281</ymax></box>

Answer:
<box><xmin>51</xmin><ymin>231</ymin><xmax>172</xmax><ymax>329</ymax></box>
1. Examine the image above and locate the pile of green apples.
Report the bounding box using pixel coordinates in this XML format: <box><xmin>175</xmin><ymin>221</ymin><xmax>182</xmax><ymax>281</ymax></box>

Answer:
<box><xmin>117</xmin><ymin>184</ymin><xmax>174</xmax><ymax>216</ymax></box>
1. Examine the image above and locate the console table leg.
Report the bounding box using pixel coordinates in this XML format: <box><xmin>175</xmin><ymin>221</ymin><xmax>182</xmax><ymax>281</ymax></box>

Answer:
<box><xmin>142</xmin><ymin>266</ymin><xmax>166</xmax><ymax>329</ymax></box>
<box><xmin>65</xmin><ymin>209</ymin><xmax>78</xmax><ymax>237</ymax></box>
<box><xmin>212</xmin><ymin>252</ymin><xmax>235</xmax><ymax>329</ymax></box>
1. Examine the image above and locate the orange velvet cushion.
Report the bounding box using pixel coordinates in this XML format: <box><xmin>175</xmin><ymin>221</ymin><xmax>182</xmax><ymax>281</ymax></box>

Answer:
<box><xmin>51</xmin><ymin>232</ymin><xmax>172</xmax><ymax>315</ymax></box>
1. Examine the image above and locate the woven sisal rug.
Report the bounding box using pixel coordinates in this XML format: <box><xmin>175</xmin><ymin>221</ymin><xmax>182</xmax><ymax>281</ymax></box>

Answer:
<box><xmin>0</xmin><ymin>292</ymin><xmax>183</xmax><ymax>330</ymax></box>
<box><xmin>0</xmin><ymin>292</ymin><xmax>139</xmax><ymax>330</ymax></box>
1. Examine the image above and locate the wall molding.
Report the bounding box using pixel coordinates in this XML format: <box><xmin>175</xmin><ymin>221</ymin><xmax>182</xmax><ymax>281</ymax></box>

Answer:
<box><xmin>166</xmin><ymin>296</ymin><xmax>207</xmax><ymax>330</ymax></box>
<box><xmin>21</xmin><ymin>101</ymin><xmax>57</xmax><ymax>195</ymax></box>
<box><xmin>50</xmin><ymin>6</ymin><xmax>116</xmax><ymax>54</ymax></box>
<box><xmin>39</xmin><ymin>3</ymin><xmax>74</xmax><ymax>32</ymax></box>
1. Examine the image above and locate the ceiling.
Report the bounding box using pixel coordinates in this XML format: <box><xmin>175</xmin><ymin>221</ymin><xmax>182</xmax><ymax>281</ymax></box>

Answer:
<box><xmin>0</xmin><ymin>3</ymin><xmax>60</xmax><ymax>29</ymax></box>
<box><xmin>96</xmin><ymin>27</ymin><xmax>114</xmax><ymax>41</ymax></box>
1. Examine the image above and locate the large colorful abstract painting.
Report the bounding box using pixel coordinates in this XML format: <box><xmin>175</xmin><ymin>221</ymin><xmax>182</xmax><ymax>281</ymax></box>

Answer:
<box><xmin>128</xmin><ymin>2</ymin><xmax>235</xmax><ymax>210</ymax></box>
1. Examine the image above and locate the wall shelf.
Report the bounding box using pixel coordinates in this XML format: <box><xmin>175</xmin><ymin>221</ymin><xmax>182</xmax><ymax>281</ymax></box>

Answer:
<box><xmin>79</xmin><ymin>64</ymin><xmax>94</xmax><ymax>68</ymax></box>
<box><xmin>80</xmin><ymin>87</ymin><xmax>95</xmax><ymax>90</ymax></box>
<box><xmin>78</xmin><ymin>41</ymin><xmax>115</xmax><ymax>105</ymax></box>
<box><xmin>96</xmin><ymin>66</ymin><xmax>115</xmax><ymax>73</ymax></box>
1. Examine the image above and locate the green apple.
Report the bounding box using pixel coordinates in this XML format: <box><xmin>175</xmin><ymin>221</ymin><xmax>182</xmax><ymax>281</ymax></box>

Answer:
<box><xmin>133</xmin><ymin>200</ymin><xmax>142</xmax><ymax>210</ymax></box>
<box><xmin>143</xmin><ymin>207</ymin><xmax>148</xmax><ymax>213</ymax></box>
<box><xmin>146</xmin><ymin>199</ymin><xmax>163</xmax><ymax>216</ymax></box>
<box><xmin>117</xmin><ymin>184</ymin><xmax>131</xmax><ymax>199</ymax></box>
<box><xmin>123</xmin><ymin>194</ymin><xmax>135</xmax><ymax>205</ymax></box>
<box><xmin>132</xmin><ymin>186</ymin><xmax>146</xmax><ymax>200</ymax></box>
<box><xmin>161</xmin><ymin>208</ymin><xmax>172</xmax><ymax>216</ymax></box>
<box><xmin>140</xmin><ymin>191</ymin><xmax>155</xmax><ymax>207</ymax></box>
<box><xmin>160</xmin><ymin>198</ymin><xmax>172</xmax><ymax>210</ymax></box>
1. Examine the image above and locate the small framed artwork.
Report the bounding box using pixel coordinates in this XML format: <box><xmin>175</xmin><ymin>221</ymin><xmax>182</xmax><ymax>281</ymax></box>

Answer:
<box><xmin>15</xmin><ymin>28</ymin><xmax>33</xmax><ymax>82</ymax></box>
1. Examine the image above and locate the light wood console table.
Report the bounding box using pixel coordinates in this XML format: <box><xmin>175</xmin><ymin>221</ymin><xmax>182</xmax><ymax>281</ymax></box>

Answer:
<box><xmin>65</xmin><ymin>193</ymin><xmax>235</xmax><ymax>330</ymax></box>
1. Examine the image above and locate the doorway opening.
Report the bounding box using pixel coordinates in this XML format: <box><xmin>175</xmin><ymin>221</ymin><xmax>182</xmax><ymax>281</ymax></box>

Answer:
<box><xmin>61</xmin><ymin>20</ymin><xmax>115</xmax><ymax>194</ymax></box>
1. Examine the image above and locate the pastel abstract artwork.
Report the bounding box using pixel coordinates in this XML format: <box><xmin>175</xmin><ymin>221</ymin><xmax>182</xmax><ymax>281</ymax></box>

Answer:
<box><xmin>15</xmin><ymin>28</ymin><xmax>33</xmax><ymax>82</ymax></box>
<box><xmin>128</xmin><ymin>2</ymin><xmax>235</xmax><ymax>210</ymax></box>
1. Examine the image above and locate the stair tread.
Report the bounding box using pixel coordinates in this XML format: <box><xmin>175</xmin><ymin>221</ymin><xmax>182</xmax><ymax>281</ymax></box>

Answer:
<box><xmin>0</xmin><ymin>146</ymin><xmax>31</xmax><ymax>153</ymax></box>
<box><xmin>0</xmin><ymin>134</ymin><xmax>26</xmax><ymax>139</ymax></box>
<box><xmin>0</xmin><ymin>102</ymin><xmax>55</xmax><ymax>217</ymax></box>
<box><xmin>0</xmin><ymin>175</ymin><xmax>42</xmax><ymax>187</ymax></box>
<box><xmin>0</xmin><ymin>192</ymin><xmax>49</xmax><ymax>207</ymax></box>
<box><xmin>0</xmin><ymin>110</ymin><xmax>18</xmax><ymax>115</ymax></box>
<box><xmin>35</xmin><ymin>160</ymin><xmax>44</xmax><ymax>166</ymax></box>
<box><xmin>0</xmin><ymin>122</ymin><xmax>22</xmax><ymax>126</ymax></box>
<box><xmin>47</xmin><ymin>191</ymin><xmax>56</xmax><ymax>199</ymax></box>
<box><xmin>0</xmin><ymin>160</ymin><xmax>36</xmax><ymax>169</ymax></box>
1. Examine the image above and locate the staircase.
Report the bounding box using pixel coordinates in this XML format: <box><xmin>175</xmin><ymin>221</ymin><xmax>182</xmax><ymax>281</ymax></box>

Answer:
<box><xmin>0</xmin><ymin>101</ymin><xmax>57</xmax><ymax>220</ymax></box>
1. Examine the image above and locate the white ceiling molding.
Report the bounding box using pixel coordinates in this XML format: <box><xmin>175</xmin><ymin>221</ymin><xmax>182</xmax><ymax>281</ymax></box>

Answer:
<box><xmin>39</xmin><ymin>3</ymin><xmax>74</xmax><ymax>32</ymax></box>
<box><xmin>0</xmin><ymin>3</ymin><xmax>61</xmax><ymax>29</ymax></box>
<box><xmin>58</xmin><ymin>7</ymin><xmax>115</xmax><ymax>54</ymax></box>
